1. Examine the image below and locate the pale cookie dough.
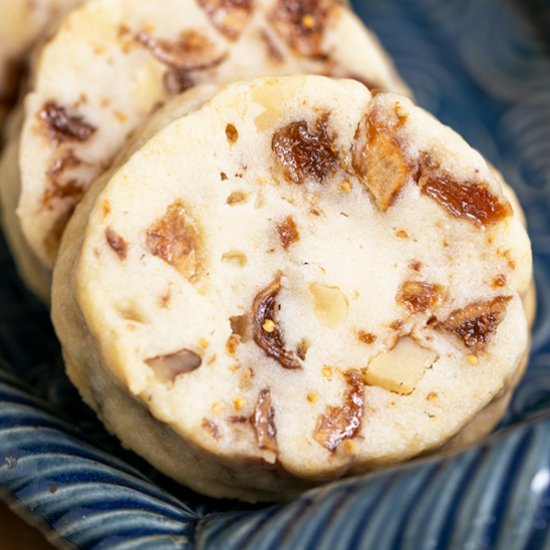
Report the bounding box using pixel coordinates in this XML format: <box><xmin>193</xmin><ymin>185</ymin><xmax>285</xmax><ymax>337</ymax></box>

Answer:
<box><xmin>3</xmin><ymin>0</ymin><xmax>409</xmax><ymax>303</ymax></box>
<box><xmin>52</xmin><ymin>76</ymin><xmax>532</xmax><ymax>501</ymax></box>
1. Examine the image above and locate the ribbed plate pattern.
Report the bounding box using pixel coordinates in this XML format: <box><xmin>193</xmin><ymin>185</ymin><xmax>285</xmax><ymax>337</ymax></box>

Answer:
<box><xmin>1</xmin><ymin>0</ymin><xmax>549</xmax><ymax>548</ymax></box>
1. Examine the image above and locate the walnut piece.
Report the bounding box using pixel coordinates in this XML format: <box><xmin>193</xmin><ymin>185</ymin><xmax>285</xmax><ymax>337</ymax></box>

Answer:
<box><xmin>146</xmin><ymin>201</ymin><xmax>202</xmax><ymax>280</ymax></box>
<box><xmin>351</xmin><ymin>111</ymin><xmax>409</xmax><ymax>211</ymax></box>
<box><xmin>197</xmin><ymin>0</ymin><xmax>253</xmax><ymax>40</ymax></box>
<box><xmin>39</xmin><ymin>102</ymin><xmax>96</xmax><ymax>143</ymax></box>
<box><xmin>252</xmin><ymin>388</ymin><xmax>278</xmax><ymax>453</ymax></box>
<box><xmin>252</xmin><ymin>277</ymin><xmax>301</xmax><ymax>369</ymax></box>
<box><xmin>364</xmin><ymin>337</ymin><xmax>438</xmax><ymax>395</ymax></box>
<box><xmin>309</xmin><ymin>283</ymin><xmax>349</xmax><ymax>329</ymax></box>
<box><xmin>397</xmin><ymin>281</ymin><xmax>443</xmax><ymax>313</ymax></box>
<box><xmin>435</xmin><ymin>296</ymin><xmax>512</xmax><ymax>351</ymax></box>
<box><xmin>145</xmin><ymin>349</ymin><xmax>202</xmax><ymax>382</ymax></box>
<box><xmin>314</xmin><ymin>370</ymin><xmax>364</xmax><ymax>452</ymax></box>
<box><xmin>272</xmin><ymin>116</ymin><xmax>338</xmax><ymax>184</ymax></box>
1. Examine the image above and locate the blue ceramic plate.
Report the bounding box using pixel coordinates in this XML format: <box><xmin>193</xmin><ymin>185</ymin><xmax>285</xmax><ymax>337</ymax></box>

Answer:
<box><xmin>1</xmin><ymin>1</ymin><xmax>550</xmax><ymax>548</ymax></box>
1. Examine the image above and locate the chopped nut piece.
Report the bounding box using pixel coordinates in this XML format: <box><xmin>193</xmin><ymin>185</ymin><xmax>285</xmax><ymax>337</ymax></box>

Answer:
<box><xmin>363</xmin><ymin>337</ymin><xmax>438</xmax><ymax>395</ymax></box>
<box><xmin>239</xmin><ymin>367</ymin><xmax>254</xmax><ymax>390</ymax></box>
<box><xmin>296</xmin><ymin>338</ymin><xmax>310</xmax><ymax>360</ymax></box>
<box><xmin>397</xmin><ymin>281</ymin><xmax>443</xmax><ymax>313</ymax></box>
<box><xmin>234</xmin><ymin>396</ymin><xmax>247</xmax><ymax>410</ymax></box>
<box><xmin>339</xmin><ymin>179</ymin><xmax>352</xmax><ymax>193</ymax></box>
<box><xmin>272</xmin><ymin>116</ymin><xmax>338</xmax><ymax>184</ymax></box>
<box><xmin>309</xmin><ymin>283</ymin><xmax>349</xmax><ymax>328</ymax></box>
<box><xmin>252</xmin><ymin>388</ymin><xmax>278</xmax><ymax>453</ymax></box>
<box><xmin>307</xmin><ymin>391</ymin><xmax>319</xmax><ymax>403</ymax></box>
<box><xmin>222</xmin><ymin>250</ymin><xmax>248</xmax><ymax>265</ymax></box>
<box><xmin>145</xmin><ymin>348</ymin><xmax>202</xmax><ymax>382</ymax></box>
<box><xmin>252</xmin><ymin>277</ymin><xmax>301</xmax><ymax>369</ymax></box>
<box><xmin>409</xmin><ymin>261</ymin><xmax>422</xmax><ymax>273</ymax></box>
<box><xmin>198</xmin><ymin>0</ymin><xmax>253</xmax><ymax>40</ymax></box>
<box><xmin>277</xmin><ymin>216</ymin><xmax>300</xmax><ymax>249</ymax></box>
<box><xmin>426</xmin><ymin>392</ymin><xmax>438</xmax><ymax>401</ymax></box>
<box><xmin>322</xmin><ymin>366</ymin><xmax>333</xmax><ymax>379</ymax></box>
<box><xmin>357</xmin><ymin>331</ymin><xmax>376</xmax><ymax>344</ymax></box>
<box><xmin>270</xmin><ymin>0</ymin><xmax>340</xmax><ymax>58</ymax></box>
<box><xmin>39</xmin><ymin>101</ymin><xmax>96</xmax><ymax>143</ymax></box>
<box><xmin>146</xmin><ymin>201</ymin><xmax>202</xmax><ymax>280</ymax></box>
<box><xmin>262</xmin><ymin>319</ymin><xmax>276</xmax><ymax>333</ymax></box>
<box><xmin>227</xmin><ymin>191</ymin><xmax>247</xmax><ymax>204</ymax></box>
<box><xmin>226</xmin><ymin>335</ymin><xmax>240</xmax><ymax>355</ymax></box>
<box><xmin>199</xmin><ymin>338</ymin><xmax>209</xmax><ymax>349</ymax></box>
<box><xmin>105</xmin><ymin>227</ymin><xmax>128</xmax><ymax>259</ymax></box>
<box><xmin>492</xmin><ymin>274</ymin><xmax>506</xmax><ymax>288</ymax></box>
<box><xmin>211</xmin><ymin>402</ymin><xmax>223</xmax><ymax>413</ymax></box>
<box><xmin>351</xmin><ymin>111</ymin><xmax>410</xmax><ymax>211</ymax></box>
<box><xmin>314</xmin><ymin>370</ymin><xmax>364</xmax><ymax>452</ymax></box>
<box><xmin>225</xmin><ymin>123</ymin><xmax>239</xmax><ymax>143</ymax></box>
<box><xmin>435</xmin><ymin>296</ymin><xmax>512</xmax><ymax>351</ymax></box>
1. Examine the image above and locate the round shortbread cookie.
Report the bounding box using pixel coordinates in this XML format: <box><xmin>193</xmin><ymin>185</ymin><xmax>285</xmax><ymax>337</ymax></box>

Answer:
<box><xmin>9</xmin><ymin>0</ymin><xmax>408</xmax><ymax>296</ymax></box>
<box><xmin>52</xmin><ymin>76</ymin><xmax>532</xmax><ymax>501</ymax></box>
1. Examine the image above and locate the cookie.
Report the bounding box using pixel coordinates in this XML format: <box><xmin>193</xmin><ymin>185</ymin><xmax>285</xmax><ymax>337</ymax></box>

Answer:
<box><xmin>52</xmin><ymin>76</ymin><xmax>532</xmax><ymax>501</ymax></box>
<box><xmin>3</xmin><ymin>0</ymin><xmax>408</xmax><ymax>303</ymax></box>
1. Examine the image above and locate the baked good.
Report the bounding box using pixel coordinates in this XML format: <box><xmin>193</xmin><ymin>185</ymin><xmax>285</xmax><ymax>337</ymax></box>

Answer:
<box><xmin>2</xmin><ymin>0</ymin><xmax>408</xmax><ymax>302</ymax></box>
<box><xmin>52</xmin><ymin>76</ymin><xmax>532</xmax><ymax>501</ymax></box>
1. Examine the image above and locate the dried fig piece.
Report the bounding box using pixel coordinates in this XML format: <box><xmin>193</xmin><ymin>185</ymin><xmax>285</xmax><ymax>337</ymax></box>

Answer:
<box><xmin>252</xmin><ymin>388</ymin><xmax>278</xmax><ymax>453</ymax></box>
<box><xmin>420</xmin><ymin>174</ymin><xmax>512</xmax><ymax>227</ymax></box>
<box><xmin>146</xmin><ymin>201</ymin><xmax>202</xmax><ymax>280</ymax></box>
<box><xmin>435</xmin><ymin>296</ymin><xmax>512</xmax><ymax>351</ymax></box>
<box><xmin>198</xmin><ymin>0</ymin><xmax>253</xmax><ymax>40</ymax></box>
<box><xmin>352</xmin><ymin>110</ymin><xmax>409</xmax><ymax>211</ymax></box>
<box><xmin>39</xmin><ymin>101</ymin><xmax>96</xmax><ymax>143</ymax></box>
<box><xmin>136</xmin><ymin>30</ymin><xmax>226</xmax><ymax>72</ymax></box>
<box><xmin>272</xmin><ymin>116</ymin><xmax>338</xmax><ymax>184</ymax></box>
<box><xmin>136</xmin><ymin>30</ymin><xmax>226</xmax><ymax>94</ymax></box>
<box><xmin>145</xmin><ymin>348</ymin><xmax>202</xmax><ymax>382</ymax></box>
<box><xmin>252</xmin><ymin>277</ymin><xmax>301</xmax><ymax>369</ymax></box>
<box><xmin>314</xmin><ymin>370</ymin><xmax>364</xmax><ymax>452</ymax></box>
<box><xmin>397</xmin><ymin>281</ymin><xmax>443</xmax><ymax>313</ymax></box>
<box><xmin>416</xmin><ymin>155</ymin><xmax>512</xmax><ymax>227</ymax></box>
<box><xmin>270</xmin><ymin>0</ymin><xmax>341</xmax><ymax>58</ymax></box>
<box><xmin>105</xmin><ymin>227</ymin><xmax>128</xmax><ymax>259</ymax></box>
<box><xmin>277</xmin><ymin>215</ymin><xmax>299</xmax><ymax>249</ymax></box>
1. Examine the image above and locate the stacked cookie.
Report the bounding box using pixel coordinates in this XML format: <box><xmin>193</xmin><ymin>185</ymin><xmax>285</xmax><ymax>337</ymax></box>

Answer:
<box><xmin>0</xmin><ymin>1</ymin><xmax>533</xmax><ymax>502</ymax></box>
<box><xmin>1</xmin><ymin>0</ymin><xmax>408</xmax><ymax>301</ymax></box>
